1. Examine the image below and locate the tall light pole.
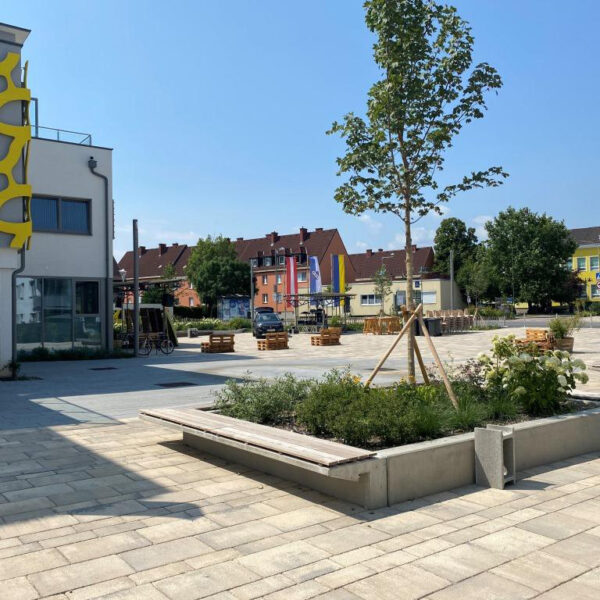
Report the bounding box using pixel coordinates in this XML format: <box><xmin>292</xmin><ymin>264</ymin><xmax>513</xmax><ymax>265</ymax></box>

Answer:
<box><xmin>449</xmin><ymin>249</ymin><xmax>454</xmax><ymax>311</ymax></box>
<box><xmin>133</xmin><ymin>219</ymin><xmax>140</xmax><ymax>357</ymax></box>
<box><xmin>274</xmin><ymin>246</ymin><xmax>285</xmax><ymax>322</ymax></box>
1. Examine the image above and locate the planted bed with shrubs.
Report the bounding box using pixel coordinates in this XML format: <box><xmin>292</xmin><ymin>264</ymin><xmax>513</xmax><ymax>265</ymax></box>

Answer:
<box><xmin>215</xmin><ymin>335</ymin><xmax>589</xmax><ymax>450</ymax></box>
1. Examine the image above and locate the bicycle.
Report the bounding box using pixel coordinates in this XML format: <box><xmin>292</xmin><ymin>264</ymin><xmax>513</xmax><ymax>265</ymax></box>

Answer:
<box><xmin>138</xmin><ymin>333</ymin><xmax>174</xmax><ymax>356</ymax></box>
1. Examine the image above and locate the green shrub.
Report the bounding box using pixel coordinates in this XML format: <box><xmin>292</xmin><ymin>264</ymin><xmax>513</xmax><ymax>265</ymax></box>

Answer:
<box><xmin>549</xmin><ymin>314</ymin><xmax>580</xmax><ymax>339</ymax></box>
<box><xmin>17</xmin><ymin>347</ymin><xmax>133</xmax><ymax>362</ymax></box>
<box><xmin>227</xmin><ymin>317</ymin><xmax>251</xmax><ymax>329</ymax></box>
<box><xmin>478</xmin><ymin>335</ymin><xmax>588</xmax><ymax>416</ymax></box>
<box><xmin>174</xmin><ymin>305</ymin><xmax>207</xmax><ymax>319</ymax></box>
<box><xmin>215</xmin><ymin>374</ymin><xmax>311</xmax><ymax>426</ymax></box>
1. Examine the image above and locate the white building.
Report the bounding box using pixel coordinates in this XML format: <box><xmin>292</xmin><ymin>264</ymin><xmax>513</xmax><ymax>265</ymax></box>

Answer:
<box><xmin>0</xmin><ymin>23</ymin><xmax>113</xmax><ymax>375</ymax></box>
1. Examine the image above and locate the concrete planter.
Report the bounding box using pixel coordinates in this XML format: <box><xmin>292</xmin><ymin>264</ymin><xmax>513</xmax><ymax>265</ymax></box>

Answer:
<box><xmin>181</xmin><ymin>405</ymin><xmax>600</xmax><ymax>509</ymax></box>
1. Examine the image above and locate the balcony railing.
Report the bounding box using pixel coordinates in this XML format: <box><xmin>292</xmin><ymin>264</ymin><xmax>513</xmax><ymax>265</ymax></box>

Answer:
<box><xmin>33</xmin><ymin>125</ymin><xmax>93</xmax><ymax>145</ymax></box>
<box><xmin>29</xmin><ymin>97</ymin><xmax>93</xmax><ymax>145</ymax></box>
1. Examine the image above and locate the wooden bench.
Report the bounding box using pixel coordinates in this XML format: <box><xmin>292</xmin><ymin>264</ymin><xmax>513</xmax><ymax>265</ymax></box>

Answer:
<box><xmin>515</xmin><ymin>328</ymin><xmax>555</xmax><ymax>352</ymax></box>
<box><xmin>311</xmin><ymin>327</ymin><xmax>342</xmax><ymax>346</ymax></box>
<box><xmin>201</xmin><ymin>333</ymin><xmax>235</xmax><ymax>353</ymax></box>
<box><xmin>139</xmin><ymin>406</ymin><xmax>384</xmax><ymax>507</ymax></box>
<box><xmin>257</xmin><ymin>331</ymin><xmax>288</xmax><ymax>351</ymax></box>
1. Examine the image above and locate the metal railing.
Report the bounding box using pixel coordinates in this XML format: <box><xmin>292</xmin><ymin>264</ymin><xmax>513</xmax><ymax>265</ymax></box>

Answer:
<box><xmin>33</xmin><ymin>125</ymin><xmax>92</xmax><ymax>145</ymax></box>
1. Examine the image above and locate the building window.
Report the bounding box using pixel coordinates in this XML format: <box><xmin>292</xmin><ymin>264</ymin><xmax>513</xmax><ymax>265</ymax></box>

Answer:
<box><xmin>591</xmin><ymin>256</ymin><xmax>599</xmax><ymax>272</ymax></box>
<box><xmin>262</xmin><ymin>293</ymin><xmax>268</xmax><ymax>304</ymax></box>
<box><xmin>250</xmin><ymin>258</ymin><xmax>258</xmax><ymax>268</ymax></box>
<box><xmin>361</xmin><ymin>294</ymin><xmax>381</xmax><ymax>305</ymax></box>
<box><xmin>278</xmin><ymin>255</ymin><xmax>286</xmax><ymax>265</ymax></box>
<box><xmin>413</xmin><ymin>290</ymin><xmax>422</xmax><ymax>305</ymax></box>
<box><xmin>395</xmin><ymin>291</ymin><xmax>406</xmax><ymax>307</ymax></box>
<box><xmin>273</xmin><ymin>293</ymin><xmax>283</xmax><ymax>303</ymax></box>
<box><xmin>591</xmin><ymin>285</ymin><xmax>600</xmax><ymax>298</ymax></box>
<box><xmin>189</xmin><ymin>282</ymin><xmax>193</xmax><ymax>290</ymax></box>
<box><xmin>189</xmin><ymin>298</ymin><xmax>194</xmax><ymax>306</ymax></box>
<box><xmin>276</xmin><ymin>274</ymin><xmax>282</xmax><ymax>284</ymax></box>
<box><xmin>422</xmin><ymin>291</ymin><xmax>437</xmax><ymax>304</ymax></box>
<box><xmin>577</xmin><ymin>257</ymin><xmax>586</xmax><ymax>271</ymax></box>
<box><xmin>298</xmin><ymin>271</ymin><xmax>307</xmax><ymax>282</ymax></box>
<box><xmin>578</xmin><ymin>285</ymin><xmax>588</xmax><ymax>298</ymax></box>
<box><xmin>31</xmin><ymin>196</ymin><xmax>90</xmax><ymax>234</ymax></box>
<box><xmin>17</xmin><ymin>277</ymin><xmax>102</xmax><ymax>352</ymax></box>
<box><xmin>74</xmin><ymin>281</ymin><xmax>100</xmax><ymax>348</ymax></box>
<box><xmin>263</xmin><ymin>257</ymin><xmax>272</xmax><ymax>267</ymax></box>
<box><xmin>262</xmin><ymin>274</ymin><xmax>268</xmax><ymax>284</ymax></box>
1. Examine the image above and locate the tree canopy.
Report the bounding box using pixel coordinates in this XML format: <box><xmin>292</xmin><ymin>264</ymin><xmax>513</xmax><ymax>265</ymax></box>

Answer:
<box><xmin>433</xmin><ymin>217</ymin><xmax>478</xmax><ymax>275</ymax></box>
<box><xmin>485</xmin><ymin>207</ymin><xmax>576</xmax><ymax>310</ymax></box>
<box><xmin>185</xmin><ymin>236</ymin><xmax>251</xmax><ymax>316</ymax></box>
<box><xmin>373</xmin><ymin>265</ymin><xmax>393</xmax><ymax>315</ymax></box>
<box><xmin>327</xmin><ymin>0</ymin><xmax>507</xmax><ymax>378</ymax></box>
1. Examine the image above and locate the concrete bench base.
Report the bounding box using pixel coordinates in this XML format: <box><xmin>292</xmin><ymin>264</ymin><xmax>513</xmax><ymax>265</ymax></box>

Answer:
<box><xmin>152</xmin><ymin>406</ymin><xmax>600</xmax><ymax>509</ymax></box>
<box><xmin>183</xmin><ymin>432</ymin><xmax>387</xmax><ymax>509</ymax></box>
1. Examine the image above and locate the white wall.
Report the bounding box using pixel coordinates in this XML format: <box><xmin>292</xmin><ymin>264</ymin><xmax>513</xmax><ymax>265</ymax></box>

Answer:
<box><xmin>25</xmin><ymin>138</ymin><xmax>113</xmax><ymax>279</ymax></box>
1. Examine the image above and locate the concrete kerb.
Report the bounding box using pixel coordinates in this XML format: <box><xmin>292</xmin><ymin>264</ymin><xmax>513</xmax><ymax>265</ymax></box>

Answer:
<box><xmin>145</xmin><ymin>406</ymin><xmax>600</xmax><ymax>509</ymax></box>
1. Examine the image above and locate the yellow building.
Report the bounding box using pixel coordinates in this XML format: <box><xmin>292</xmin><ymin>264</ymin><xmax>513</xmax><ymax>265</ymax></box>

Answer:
<box><xmin>347</xmin><ymin>248</ymin><xmax>463</xmax><ymax>316</ymax></box>
<box><xmin>570</xmin><ymin>227</ymin><xmax>600</xmax><ymax>303</ymax></box>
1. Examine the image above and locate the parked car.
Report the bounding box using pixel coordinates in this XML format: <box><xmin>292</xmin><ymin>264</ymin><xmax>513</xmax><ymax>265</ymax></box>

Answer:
<box><xmin>253</xmin><ymin>312</ymin><xmax>284</xmax><ymax>338</ymax></box>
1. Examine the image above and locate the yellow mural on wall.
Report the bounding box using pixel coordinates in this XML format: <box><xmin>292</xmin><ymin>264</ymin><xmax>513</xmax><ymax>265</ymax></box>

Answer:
<box><xmin>0</xmin><ymin>52</ymin><xmax>32</xmax><ymax>249</ymax></box>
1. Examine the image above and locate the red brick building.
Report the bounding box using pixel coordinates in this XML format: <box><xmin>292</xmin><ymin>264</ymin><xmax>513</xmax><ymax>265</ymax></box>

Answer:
<box><xmin>117</xmin><ymin>227</ymin><xmax>355</xmax><ymax>313</ymax></box>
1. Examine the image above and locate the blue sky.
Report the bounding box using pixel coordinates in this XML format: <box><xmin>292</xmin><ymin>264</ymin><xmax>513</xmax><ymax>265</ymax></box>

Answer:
<box><xmin>5</xmin><ymin>1</ymin><xmax>599</xmax><ymax>260</ymax></box>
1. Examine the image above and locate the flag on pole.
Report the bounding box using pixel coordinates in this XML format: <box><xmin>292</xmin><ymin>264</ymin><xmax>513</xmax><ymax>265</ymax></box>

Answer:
<box><xmin>309</xmin><ymin>256</ymin><xmax>322</xmax><ymax>300</ymax></box>
<box><xmin>285</xmin><ymin>256</ymin><xmax>298</xmax><ymax>306</ymax></box>
<box><xmin>331</xmin><ymin>254</ymin><xmax>346</xmax><ymax>307</ymax></box>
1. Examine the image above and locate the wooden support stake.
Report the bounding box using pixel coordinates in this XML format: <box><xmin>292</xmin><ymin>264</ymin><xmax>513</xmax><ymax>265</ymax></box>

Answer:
<box><xmin>417</xmin><ymin>312</ymin><xmax>459</xmax><ymax>410</ymax></box>
<box><xmin>413</xmin><ymin>337</ymin><xmax>430</xmax><ymax>385</ymax></box>
<box><xmin>365</xmin><ymin>304</ymin><xmax>422</xmax><ymax>388</ymax></box>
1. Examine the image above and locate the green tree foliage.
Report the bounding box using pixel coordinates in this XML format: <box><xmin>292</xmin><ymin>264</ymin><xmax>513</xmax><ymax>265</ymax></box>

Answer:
<box><xmin>485</xmin><ymin>208</ymin><xmax>576</xmax><ymax>311</ymax></box>
<box><xmin>185</xmin><ymin>236</ymin><xmax>250</xmax><ymax>317</ymax></box>
<box><xmin>141</xmin><ymin>286</ymin><xmax>164</xmax><ymax>304</ymax></box>
<box><xmin>373</xmin><ymin>265</ymin><xmax>393</xmax><ymax>315</ymax></box>
<box><xmin>327</xmin><ymin>0</ymin><xmax>507</xmax><ymax>379</ymax></box>
<box><xmin>433</xmin><ymin>217</ymin><xmax>478</xmax><ymax>275</ymax></box>
<box><xmin>455</xmin><ymin>245</ymin><xmax>496</xmax><ymax>305</ymax></box>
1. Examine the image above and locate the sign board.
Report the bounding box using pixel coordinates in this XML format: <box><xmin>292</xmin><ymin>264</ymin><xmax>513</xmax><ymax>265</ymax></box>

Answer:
<box><xmin>596</xmin><ymin>272</ymin><xmax>600</xmax><ymax>290</ymax></box>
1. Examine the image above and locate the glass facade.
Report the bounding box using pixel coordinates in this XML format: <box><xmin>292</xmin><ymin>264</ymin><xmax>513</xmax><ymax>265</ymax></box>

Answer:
<box><xmin>16</xmin><ymin>277</ymin><xmax>102</xmax><ymax>352</ymax></box>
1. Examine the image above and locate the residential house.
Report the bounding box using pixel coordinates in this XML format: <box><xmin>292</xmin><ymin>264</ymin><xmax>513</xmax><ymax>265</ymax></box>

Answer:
<box><xmin>234</xmin><ymin>227</ymin><xmax>355</xmax><ymax>314</ymax></box>
<box><xmin>348</xmin><ymin>247</ymin><xmax>463</xmax><ymax>316</ymax></box>
<box><xmin>570</xmin><ymin>227</ymin><xmax>600</xmax><ymax>303</ymax></box>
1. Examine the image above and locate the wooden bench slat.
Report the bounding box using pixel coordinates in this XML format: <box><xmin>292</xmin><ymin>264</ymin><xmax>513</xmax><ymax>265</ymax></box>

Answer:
<box><xmin>140</xmin><ymin>407</ymin><xmax>374</xmax><ymax>467</ymax></box>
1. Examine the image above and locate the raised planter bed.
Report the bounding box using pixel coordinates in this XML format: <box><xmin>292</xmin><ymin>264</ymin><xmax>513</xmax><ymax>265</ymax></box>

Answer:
<box><xmin>141</xmin><ymin>404</ymin><xmax>600</xmax><ymax>509</ymax></box>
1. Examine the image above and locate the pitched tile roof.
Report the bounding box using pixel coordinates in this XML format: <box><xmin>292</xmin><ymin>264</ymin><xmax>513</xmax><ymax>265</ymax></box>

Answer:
<box><xmin>349</xmin><ymin>247</ymin><xmax>435</xmax><ymax>280</ymax></box>
<box><xmin>118</xmin><ymin>243</ymin><xmax>188</xmax><ymax>280</ymax></box>
<box><xmin>570</xmin><ymin>227</ymin><xmax>600</xmax><ymax>246</ymax></box>
<box><xmin>234</xmin><ymin>228</ymin><xmax>338</xmax><ymax>265</ymax></box>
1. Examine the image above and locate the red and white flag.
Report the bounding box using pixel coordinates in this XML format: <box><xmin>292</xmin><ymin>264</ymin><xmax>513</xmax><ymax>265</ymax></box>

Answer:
<box><xmin>285</xmin><ymin>256</ymin><xmax>298</xmax><ymax>306</ymax></box>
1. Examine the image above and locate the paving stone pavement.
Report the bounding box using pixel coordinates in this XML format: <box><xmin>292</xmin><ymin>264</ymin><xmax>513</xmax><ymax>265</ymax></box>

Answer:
<box><xmin>1</xmin><ymin>419</ymin><xmax>600</xmax><ymax>599</ymax></box>
<box><xmin>2</xmin><ymin>327</ymin><xmax>598</xmax><ymax>431</ymax></box>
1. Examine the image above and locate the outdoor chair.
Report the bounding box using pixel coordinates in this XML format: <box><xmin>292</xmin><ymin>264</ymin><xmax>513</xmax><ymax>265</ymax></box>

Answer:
<box><xmin>311</xmin><ymin>327</ymin><xmax>342</xmax><ymax>346</ymax></box>
<box><xmin>200</xmin><ymin>333</ymin><xmax>235</xmax><ymax>353</ymax></box>
<box><xmin>257</xmin><ymin>331</ymin><xmax>289</xmax><ymax>351</ymax></box>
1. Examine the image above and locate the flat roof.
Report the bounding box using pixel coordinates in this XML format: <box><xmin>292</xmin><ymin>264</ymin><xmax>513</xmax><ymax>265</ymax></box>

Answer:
<box><xmin>0</xmin><ymin>22</ymin><xmax>30</xmax><ymax>46</ymax></box>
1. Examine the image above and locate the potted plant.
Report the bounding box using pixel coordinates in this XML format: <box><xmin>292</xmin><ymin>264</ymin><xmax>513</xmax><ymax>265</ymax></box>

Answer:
<box><xmin>549</xmin><ymin>314</ymin><xmax>580</xmax><ymax>352</ymax></box>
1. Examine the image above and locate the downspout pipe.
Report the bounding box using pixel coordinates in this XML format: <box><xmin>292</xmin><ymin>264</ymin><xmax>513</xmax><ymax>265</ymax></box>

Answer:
<box><xmin>11</xmin><ymin>246</ymin><xmax>25</xmax><ymax>379</ymax></box>
<box><xmin>87</xmin><ymin>156</ymin><xmax>112</xmax><ymax>352</ymax></box>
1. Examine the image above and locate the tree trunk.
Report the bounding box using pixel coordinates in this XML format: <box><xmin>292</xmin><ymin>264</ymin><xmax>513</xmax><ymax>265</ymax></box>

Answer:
<box><xmin>404</xmin><ymin>206</ymin><xmax>416</xmax><ymax>382</ymax></box>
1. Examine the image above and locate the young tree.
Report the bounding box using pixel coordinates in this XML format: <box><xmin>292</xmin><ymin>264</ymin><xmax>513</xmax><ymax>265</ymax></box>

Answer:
<box><xmin>456</xmin><ymin>245</ymin><xmax>495</xmax><ymax>306</ymax></box>
<box><xmin>328</xmin><ymin>0</ymin><xmax>507</xmax><ymax>379</ymax></box>
<box><xmin>185</xmin><ymin>235</ymin><xmax>251</xmax><ymax>317</ymax></box>
<box><xmin>141</xmin><ymin>262</ymin><xmax>179</xmax><ymax>304</ymax></box>
<box><xmin>373</xmin><ymin>265</ymin><xmax>393</xmax><ymax>315</ymax></box>
<box><xmin>433</xmin><ymin>217</ymin><xmax>478</xmax><ymax>275</ymax></box>
<box><xmin>485</xmin><ymin>207</ymin><xmax>576</xmax><ymax>311</ymax></box>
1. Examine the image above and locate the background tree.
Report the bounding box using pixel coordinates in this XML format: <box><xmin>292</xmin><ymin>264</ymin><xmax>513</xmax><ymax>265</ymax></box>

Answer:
<box><xmin>485</xmin><ymin>207</ymin><xmax>576</xmax><ymax>311</ymax></box>
<box><xmin>328</xmin><ymin>0</ymin><xmax>507</xmax><ymax>379</ymax></box>
<box><xmin>455</xmin><ymin>245</ymin><xmax>495</xmax><ymax>306</ymax></box>
<box><xmin>373</xmin><ymin>265</ymin><xmax>392</xmax><ymax>315</ymax></box>
<box><xmin>186</xmin><ymin>236</ymin><xmax>251</xmax><ymax>317</ymax></box>
<box><xmin>141</xmin><ymin>262</ymin><xmax>179</xmax><ymax>304</ymax></box>
<box><xmin>433</xmin><ymin>217</ymin><xmax>478</xmax><ymax>275</ymax></box>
